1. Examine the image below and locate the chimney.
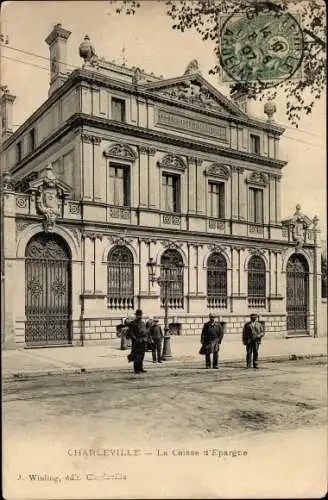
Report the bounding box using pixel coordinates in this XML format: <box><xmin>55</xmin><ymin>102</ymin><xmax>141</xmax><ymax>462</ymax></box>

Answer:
<box><xmin>45</xmin><ymin>23</ymin><xmax>71</xmax><ymax>95</ymax></box>
<box><xmin>0</xmin><ymin>89</ymin><xmax>16</xmax><ymax>141</ymax></box>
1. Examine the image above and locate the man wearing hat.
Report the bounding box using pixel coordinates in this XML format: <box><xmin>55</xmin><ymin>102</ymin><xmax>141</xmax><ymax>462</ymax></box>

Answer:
<box><xmin>242</xmin><ymin>314</ymin><xmax>265</xmax><ymax>369</ymax></box>
<box><xmin>149</xmin><ymin>317</ymin><xmax>164</xmax><ymax>363</ymax></box>
<box><xmin>200</xmin><ymin>314</ymin><xmax>224</xmax><ymax>369</ymax></box>
<box><xmin>128</xmin><ymin>309</ymin><xmax>148</xmax><ymax>373</ymax></box>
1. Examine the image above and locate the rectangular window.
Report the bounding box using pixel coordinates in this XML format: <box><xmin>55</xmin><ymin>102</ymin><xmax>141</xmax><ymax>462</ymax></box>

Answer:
<box><xmin>109</xmin><ymin>164</ymin><xmax>130</xmax><ymax>206</ymax></box>
<box><xmin>16</xmin><ymin>141</ymin><xmax>22</xmax><ymax>162</ymax></box>
<box><xmin>250</xmin><ymin>134</ymin><xmax>261</xmax><ymax>154</ymax></box>
<box><xmin>208</xmin><ymin>182</ymin><xmax>225</xmax><ymax>218</ymax></box>
<box><xmin>162</xmin><ymin>173</ymin><xmax>180</xmax><ymax>212</ymax></box>
<box><xmin>111</xmin><ymin>97</ymin><xmax>126</xmax><ymax>122</ymax></box>
<box><xmin>249</xmin><ymin>187</ymin><xmax>263</xmax><ymax>224</ymax></box>
<box><xmin>28</xmin><ymin>129</ymin><xmax>35</xmax><ymax>153</ymax></box>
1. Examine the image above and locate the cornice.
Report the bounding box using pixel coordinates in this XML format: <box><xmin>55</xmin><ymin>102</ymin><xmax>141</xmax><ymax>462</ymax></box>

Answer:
<box><xmin>68</xmin><ymin>113</ymin><xmax>287</xmax><ymax>169</ymax></box>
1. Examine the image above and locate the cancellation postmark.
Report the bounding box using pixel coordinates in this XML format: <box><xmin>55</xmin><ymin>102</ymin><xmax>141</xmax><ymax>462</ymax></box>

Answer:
<box><xmin>219</xmin><ymin>7</ymin><xmax>304</xmax><ymax>83</ymax></box>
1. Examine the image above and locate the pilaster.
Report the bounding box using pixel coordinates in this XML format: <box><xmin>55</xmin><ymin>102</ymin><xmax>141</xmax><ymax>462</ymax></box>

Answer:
<box><xmin>139</xmin><ymin>239</ymin><xmax>150</xmax><ymax>295</ymax></box>
<box><xmin>269</xmin><ymin>174</ymin><xmax>276</xmax><ymax>224</ymax></box>
<box><xmin>81</xmin><ymin>134</ymin><xmax>93</xmax><ymax>200</ymax></box>
<box><xmin>188</xmin><ymin>243</ymin><xmax>197</xmax><ymax>295</ymax></box>
<box><xmin>231</xmin><ymin>167</ymin><xmax>239</xmax><ymax>219</ymax></box>
<box><xmin>230</xmin><ymin>123</ymin><xmax>238</xmax><ymax>149</ymax></box>
<box><xmin>83</xmin><ymin>235</ymin><xmax>95</xmax><ymax>293</ymax></box>
<box><xmin>196</xmin><ymin>159</ymin><xmax>204</xmax><ymax>214</ymax></box>
<box><xmin>187</xmin><ymin>157</ymin><xmax>197</xmax><ymax>214</ymax></box>
<box><xmin>92</xmin><ymin>137</ymin><xmax>104</xmax><ymax>201</ymax></box>
<box><xmin>94</xmin><ymin>237</ymin><xmax>104</xmax><ymax>294</ymax></box>
<box><xmin>148</xmin><ymin>148</ymin><xmax>157</xmax><ymax>208</ymax></box>
<box><xmin>238</xmin><ymin>167</ymin><xmax>246</xmax><ymax>219</ymax></box>
<box><xmin>139</xmin><ymin>147</ymin><xmax>149</xmax><ymax>207</ymax></box>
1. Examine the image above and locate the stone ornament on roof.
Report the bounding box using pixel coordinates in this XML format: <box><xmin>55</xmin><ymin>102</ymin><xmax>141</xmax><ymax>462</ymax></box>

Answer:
<box><xmin>79</xmin><ymin>34</ymin><xmax>99</xmax><ymax>68</ymax></box>
<box><xmin>184</xmin><ymin>59</ymin><xmax>201</xmax><ymax>76</ymax></box>
<box><xmin>282</xmin><ymin>204</ymin><xmax>315</xmax><ymax>249</ymax></box>
<box><xmin>157</xmin><ymin>80</ymin><xmax>223</xmax><ymax>111</ymax></box>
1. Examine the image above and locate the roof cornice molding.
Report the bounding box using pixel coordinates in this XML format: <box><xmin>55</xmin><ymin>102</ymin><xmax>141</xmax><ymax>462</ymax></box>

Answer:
<box><xmin>10</xmin><ymin>113</ymin><xmax>286</xmax><ymax>175</ymax></box>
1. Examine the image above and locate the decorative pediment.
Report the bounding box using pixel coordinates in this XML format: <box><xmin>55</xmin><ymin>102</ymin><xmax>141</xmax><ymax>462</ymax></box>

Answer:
<box><xmin>140</xmin><ymin>73</ymin><xmax>246</xmax><ymax>117</ymax></box>
<box><xmin>246</xmin><ymin>172</ymin><xmax>268</xmax><ymax>187</ymax></box>
<box><xmin>103</xmin><ymin>143</ymin><xmax>137</xmax><ymax>161</ymax></box>
<box><xmin>157</xmin><ymin>153</ymin><xmax>186</xmax><ymax>172</ymax></box>
<box><xmin>205</xmin><ymin>164</ymin><xmax>230</xmax><ymax>180</ymax></box>
<box><xmin>28</xmin><ymin>166</ymin><xmax>72</xmax><ymax>197</ymax></box>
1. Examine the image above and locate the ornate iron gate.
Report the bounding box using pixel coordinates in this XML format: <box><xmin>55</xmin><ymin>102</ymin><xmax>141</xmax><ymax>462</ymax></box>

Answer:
<box><xmin>286</xmin><ymin>255</ymin><xmax>308</xmax><ymax>332</ymax></box>
<box><xmin>25</xmin><ymin>233</ymin><xmax>71</xmax><ymax>346</ymax></box>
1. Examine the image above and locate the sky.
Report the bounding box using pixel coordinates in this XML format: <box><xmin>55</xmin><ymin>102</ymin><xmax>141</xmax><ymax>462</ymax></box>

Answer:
<box><xmin>1</xmin><ymin>0</ymin><xmax>326</xmax><ymax>237</ymax></box>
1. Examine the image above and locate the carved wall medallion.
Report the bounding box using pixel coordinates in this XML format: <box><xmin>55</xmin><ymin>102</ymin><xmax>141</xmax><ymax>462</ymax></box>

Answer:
<box><xmin>68</xmin><ymin>202</ymin><xmax>81</xmax><ymax>215</ymax></box>
<box><xmin>16</xmin><ymin>196</ymin><xmax>28</xmax><ymax>209</ymax></box>
<box><xmin>28</xmin><ymin>166</ymin><xmax>72</xmax><ymax>233</ymax></box>
<box><xmin>81</xmin><ymin>134</ymin><xmax>102</xmax><ymax>144</ymax></box>
<box><xmin>249</xmin><ymin>247</ymin><xmax>266</xmax><ymax>257</ymax></box>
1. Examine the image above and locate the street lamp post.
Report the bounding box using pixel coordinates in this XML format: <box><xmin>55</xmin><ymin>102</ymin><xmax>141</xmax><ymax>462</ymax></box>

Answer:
<box><xmin>147</xmin><ymin>257</ymin><xmax>183</xmax><ymax>360</ymax></box>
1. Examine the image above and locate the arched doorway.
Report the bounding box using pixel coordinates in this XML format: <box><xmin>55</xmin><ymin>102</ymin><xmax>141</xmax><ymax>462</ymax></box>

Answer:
<box><xmin>286</xmin><ymin>254</ymin><xmax>309</xmax><ymax>333</ymax></box>
<box><xmin>25</xmin><ymin>233</ymin><xmax>71</xmax><ymax>346</ymax></box>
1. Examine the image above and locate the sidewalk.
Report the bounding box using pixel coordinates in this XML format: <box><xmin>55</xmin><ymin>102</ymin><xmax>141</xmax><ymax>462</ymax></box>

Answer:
<box><xmin>2</xmin><ymin>335</ymin><xmax>327</xmax><ymax>380</ymax></box>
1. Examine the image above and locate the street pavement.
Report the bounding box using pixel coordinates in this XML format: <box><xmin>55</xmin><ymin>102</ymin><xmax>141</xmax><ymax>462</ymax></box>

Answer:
<box><xmin>2</xmin><ymin>334</ymin><xmax>327</xmax><ymax>379</ymax></box>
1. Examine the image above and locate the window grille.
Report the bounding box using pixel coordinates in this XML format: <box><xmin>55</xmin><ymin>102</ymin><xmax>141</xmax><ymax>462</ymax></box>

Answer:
<box><xmin>107</xmin><ymin>246</ymin><xmax>134</xmax><ymax>309</ymax></box>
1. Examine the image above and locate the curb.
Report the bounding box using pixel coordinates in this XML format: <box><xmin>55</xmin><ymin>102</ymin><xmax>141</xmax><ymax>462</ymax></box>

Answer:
<box><xmin>3</xmin><ymin>353</ymin><xmax>327</xmax><ymax>381</ymax></box>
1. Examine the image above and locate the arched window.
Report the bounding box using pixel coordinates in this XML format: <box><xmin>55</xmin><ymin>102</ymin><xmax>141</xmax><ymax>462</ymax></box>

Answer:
<box><xmin>107</xmin><ymin>246</ymin><xmax>134</xmax><ymax>309</ymax></box>
<box><xmin>207</xmin><ymin>253</ymin><xmax>227</xmax><ymax>308</ymax></box>
<box><xmin>160</xmin><ymin>249</ymin><xmax>184</xmax><ymax>309</ymax></box>
<box><xmin>248</xmin><ymin>255</ymin><xmax>266</xmax><ymax>308</ymax></box>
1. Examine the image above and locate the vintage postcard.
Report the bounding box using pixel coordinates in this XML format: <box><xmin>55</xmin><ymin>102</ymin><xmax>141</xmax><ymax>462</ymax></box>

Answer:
<box><xmin>1</xmin><ymin>0</ymin><xmax>327</xmax><ymax>498</ymax></box>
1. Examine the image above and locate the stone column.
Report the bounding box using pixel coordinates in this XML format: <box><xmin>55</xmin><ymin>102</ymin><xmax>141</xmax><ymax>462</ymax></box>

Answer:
<box><xmin>268</xmin><ymin>134</ymin><xmax>275</xmax><ymax>158</ymax></box>
<box><xmin>188</xmin><ymin>157</ymin><xmax>197</xmax><ymax>214</ymax></box>
<box><xmin>231</xmin><ymin>167</ymin><xmax>239</xmax><ymax>219</ymax></box>
<box><xmin>196</xmin><ymin>159</ymin><xmax>204</xmax><ymax>214</ymax></box>
<box><xmin>93</xmin><ymin>137</ymin><xmax>105</xmax><ymax>202</ymax></box>
<box><xmin>139</xmin><ymin>147</ymin><xmax>149</xmax><ymax>207</ymax></box>
<box><xmin>148</xmin><ymin>148</ymin><xmax>157</xmax><ymax>209</ymax></box>
<box><xmin>238</xmin><ymin>168</ymin><xmax>246</xmax><ymax>219</ymax></box>
<box><xmin>262</xmin><ymin>132</ymin><xmax>268</xmax><ymax>157</ymax></box>
<box><xmin>188</xmin><ymin>244</ymin><xmax>197</xmax><ymax>295</ymax></box>
<box><xmin>276</xmin><ymin>176</ymin><xmax>282</xmax><ymax>222</ymax></box>
<box><xmin>230</xmin><ymin>123</ymin><xmax>238</xmax><ymax>149</ymax></box>
<box><xmin>94</xmin><ymin>236</ymin><xmax>104</xmax><ymax>294</ymax></box>
<box><xmin>269</xmin><ymin>174</ymin><xmax>276</xmax><ymax>224</ymax></box>
<box><xmin>139</xmin><ymin>239</ymin><xmax>150</xmax><ymax>295</ymax></box>
<box><xmin>237</xmin><ymin>126</ymin><xmax>243</xmax><ymax>151</ymax></box>
<box><xmin>83</xmin><ymin>235</ymin><xmax>95</xmax><ymax>293</ymax></box>
<box><xmin>274</xmin><ymin>137</ymin><xmax>280</xmax><ymax>160</ymax></box>
<box><xmin>81</xmin><ymin>134</ymin><xmax>93</xmax><ymax>201</ymax></box>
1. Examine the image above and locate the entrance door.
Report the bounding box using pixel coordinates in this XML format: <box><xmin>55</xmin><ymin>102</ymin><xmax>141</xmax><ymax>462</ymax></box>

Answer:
<box><xmin>286</xmin><ymin>254</ymin><xmax>308</xmax><ymax>333</ymax></box>
<box><xmin>25</xmin><ymin>233</ymin><xmax>71</xmax><ymax>346</ymax></box>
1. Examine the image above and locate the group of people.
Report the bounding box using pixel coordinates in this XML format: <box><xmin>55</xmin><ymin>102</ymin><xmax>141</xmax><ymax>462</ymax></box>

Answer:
<box><xmin>201</xmin><ymin>312</ymin><xmax>265</xmax><ymax>369</ymax></box>
<box><xmin>122</xmin><ymin>310</ymin><xmax>164</xmax><ymax>374</ymax></box>
<box><xmin>121</xmin><ymin>309</ymin><xmax>265</xmax><ymax>374</ymax></box>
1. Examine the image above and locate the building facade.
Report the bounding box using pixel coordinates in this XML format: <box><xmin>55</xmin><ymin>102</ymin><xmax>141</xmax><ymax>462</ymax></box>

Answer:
<box><xmin>0</xmin><ymin>24</ymin><xmax>323</xmax><ymax>348</ymax></box>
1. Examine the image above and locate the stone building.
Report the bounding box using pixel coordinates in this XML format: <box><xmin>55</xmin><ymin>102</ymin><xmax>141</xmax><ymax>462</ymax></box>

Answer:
<box><xmin>0</xmin><ymin>24</ymin><xmax>323</xmax><ymax>348</ymax></box>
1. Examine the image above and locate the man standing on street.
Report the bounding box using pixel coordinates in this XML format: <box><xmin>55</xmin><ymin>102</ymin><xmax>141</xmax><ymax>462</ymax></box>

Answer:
<box><xmin>242</xmin><ymin>313</ymin><xmax>265</xmax><ymax>369</ymax></box>
<box><xmin>128</xmin><ymin>309</ymin><xmax>148</xmax><ymax>374</ymax></box>
<box><xmin>149</xmin><ymin>317</ymin><xmax>163</xmax><ymax>363</ymax></box>
<box><xmin>200</xmin><ymin>314</ymin><xmax>224</xmax><ymax>369</ymax></box>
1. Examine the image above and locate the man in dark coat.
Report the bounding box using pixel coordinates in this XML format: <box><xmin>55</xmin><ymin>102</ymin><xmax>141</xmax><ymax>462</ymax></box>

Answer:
<box><xmin>149</xmin><ymin>317</ymin><xmax>163</xmax><ymax>363</ymax></box>
<box><xmin>200</xmin><ymin>314</ymin><xmax>224</xmax><ymax>369</ymax></box>
<box><xmin>128</xmin><ymin>309</ymin><xmax>148</xmax><ymax>374</ymax></box>
<box><xmin>242</xmin><ymin>313</ymin><xmax>265</xmax><ymax>369</ymax></box>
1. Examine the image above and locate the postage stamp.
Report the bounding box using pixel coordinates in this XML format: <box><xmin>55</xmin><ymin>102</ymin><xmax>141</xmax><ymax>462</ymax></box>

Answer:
<box><xmin>219</xmin><ymin>8</ymin><xmax>304</xmax><ymax>83</ymax></box>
